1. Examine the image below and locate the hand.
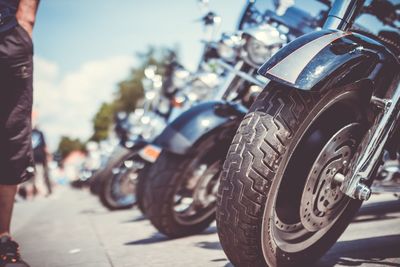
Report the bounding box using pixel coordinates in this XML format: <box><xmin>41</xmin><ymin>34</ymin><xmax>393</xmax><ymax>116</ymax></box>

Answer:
<box><xmin>15</xmin><ymin>0</ymin><xmax>40</xmax><ymax>38</ymax></box>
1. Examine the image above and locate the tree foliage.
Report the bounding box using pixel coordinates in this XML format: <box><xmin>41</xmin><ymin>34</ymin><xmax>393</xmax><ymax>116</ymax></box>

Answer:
<box><xmin>57</xmin><ymin>136</ymin><xmax>86</xmax><ymax>160</ymax></box>
<box><xmin>90</xmin><ymin>46</ymin><xmax>179</xmax><ymax>141</ymax></box>
<box><xmin>90</xmin><ymin>102</ymin><xmax>115</xmax><ymax>142</ymax></box>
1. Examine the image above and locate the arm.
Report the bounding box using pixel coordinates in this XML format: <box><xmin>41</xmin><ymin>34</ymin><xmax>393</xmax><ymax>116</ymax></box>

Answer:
<box><xmin>16</xmin><ymin>0</ymin><xmax>40</xmax><ymax>38</ymax></box>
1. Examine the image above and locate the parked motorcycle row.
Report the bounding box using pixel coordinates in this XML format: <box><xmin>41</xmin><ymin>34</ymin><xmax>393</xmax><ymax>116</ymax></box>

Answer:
<box><xmin>77</xmin><ymin>0</ymin><xmax>399</xmax><ymax>266</ymax></box>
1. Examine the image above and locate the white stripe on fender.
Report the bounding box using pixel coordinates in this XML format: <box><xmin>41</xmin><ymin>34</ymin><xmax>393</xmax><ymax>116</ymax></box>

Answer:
<box><xmin>267</xmin><ymin>31</ymin><xmax>352</xmax><ymax>84</ymax></box>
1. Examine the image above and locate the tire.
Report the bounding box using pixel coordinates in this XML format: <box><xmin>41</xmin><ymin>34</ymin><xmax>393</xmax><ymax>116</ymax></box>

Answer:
<box><xmin>90</xmin><ymin>146</ymin><xmax>131</xmax><ymax>195</ymax></box>
<box><xmin>143</xmin><ymin>128</ymin><xmax>234</xmax><ymax>238</ymax></box>
<box><xmin>136</xmin><ymin>163</ymin><xmax>149</xmax><ymax>214</ymax></box>
<box><xmin>217</xmin><ymin>83</ymin><xmax>369</xmax><ymax>267</ymax></box>
<box><xmin>89</xmin><ymin>168</ymin><xmax>106</xmax><ymax>195</ymax></box>
<box><xmin>99</xmin><ymin>149</ymin><xmax>138</xmax><ymax>210</ymax></box>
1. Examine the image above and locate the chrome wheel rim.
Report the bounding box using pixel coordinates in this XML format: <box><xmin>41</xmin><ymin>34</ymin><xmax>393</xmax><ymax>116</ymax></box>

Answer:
<box><xmin>173</xmin><ymin>160</ymin><xmax>222</xmax><ymax>225</ymax></box>
<box><xmin>268</xmin><ymin>122</ymin><xmax>363</xmax><ymax>253</ymax></box>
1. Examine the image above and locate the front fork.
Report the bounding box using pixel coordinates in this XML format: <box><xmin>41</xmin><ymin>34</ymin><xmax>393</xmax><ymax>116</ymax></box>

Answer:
<box><xmin>335</xmin><ymin>79</ymin><xmax>400</xmax><ymax>200</ymax></box>
<box><xmin>212</xmin><ymin>59</ymin><xmax>266</xmax><ymax>101</ymax></box>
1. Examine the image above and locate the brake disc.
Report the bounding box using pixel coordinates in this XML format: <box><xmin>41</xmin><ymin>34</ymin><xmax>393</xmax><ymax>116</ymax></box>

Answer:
<box><xmin>300</xmin><ymin>123</ymin><xmax>361</xmax><ymax>232</ymax></box>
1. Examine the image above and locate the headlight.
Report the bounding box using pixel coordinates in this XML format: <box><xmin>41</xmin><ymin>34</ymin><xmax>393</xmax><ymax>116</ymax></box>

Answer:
<box><xmin>245</xmin><ymin>37</ymin><xmax>280</xmax><ymax>66</ymax></box>
<box><xmin>242</xmin><ymin>23</ymin><xmax>287</xmax><ymax>67</ymax></box>
<box><xmin>217</xmin><ymin>33</ymin><xmax>242</xmax><ymax>62</ymax></box>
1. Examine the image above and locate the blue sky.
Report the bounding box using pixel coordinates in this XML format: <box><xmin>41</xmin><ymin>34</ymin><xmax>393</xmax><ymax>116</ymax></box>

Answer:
<box><xmin>34</xmin><ymin>0</ymin><xmax>245</xmax><ymax>73</ymax></box>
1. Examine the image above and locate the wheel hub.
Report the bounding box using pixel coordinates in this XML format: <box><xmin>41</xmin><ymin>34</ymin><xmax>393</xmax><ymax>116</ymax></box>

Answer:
<box><xmin>300</xmin><ymin>123</ymin><xmax>360</xmax><ymax>232</ymax></box>
<box><xmin>193</xmin><ymin>160</ymin><xmax>221</xmax><ymax>207</ymax></box>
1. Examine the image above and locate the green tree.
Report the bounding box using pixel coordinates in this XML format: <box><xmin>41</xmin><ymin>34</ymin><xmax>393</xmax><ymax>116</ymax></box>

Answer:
<box><xmin>90</xmin><ymin>102</ymin><xmax>114</xmax><ymax>142</ymax></box>
<box><xmin>113</xmin><ymin>46</ymin><xmax>180</xmax><ymax>113</ymax></box>
<box><xmin>90</xmin><ymin>46</ymin><xmax>180</xmax><ymax>142</ymax></box>
<box><xmin>57</xmin><ymin>136</ymin><xmax>86</xmax><ymax>160</ymax></box>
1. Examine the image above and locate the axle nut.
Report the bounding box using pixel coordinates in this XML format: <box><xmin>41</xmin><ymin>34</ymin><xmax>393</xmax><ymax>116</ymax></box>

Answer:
<box><xmin>355</xmin><ymin>183</ymin><xmax>371</xmax><ymax>201</ymax></box>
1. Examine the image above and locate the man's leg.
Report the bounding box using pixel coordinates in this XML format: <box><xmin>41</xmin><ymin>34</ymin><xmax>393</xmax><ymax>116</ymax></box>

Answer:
<box><xmin>0</xmin><ymin>185</ymin><xmax>17</xmax><ymax>237</ymax></box>
<box><xmin>42</xmin><ymin>162</ymin><xmax>52</xmax><ymax>195</ymax></box>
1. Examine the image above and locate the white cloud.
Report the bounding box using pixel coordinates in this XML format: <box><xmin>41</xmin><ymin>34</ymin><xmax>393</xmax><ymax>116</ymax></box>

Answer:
<box><xmin>33</xmin><ymin>55</ymin><xmax>135</xmax><ymax>151</ymax></box>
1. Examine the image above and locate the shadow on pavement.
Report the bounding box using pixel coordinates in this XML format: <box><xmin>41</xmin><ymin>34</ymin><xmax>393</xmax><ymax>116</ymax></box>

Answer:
<box><xmin>196</xmin><ymin>241</ymin><xmax>222</xmax><ymax>250</ymax></box>
<box><xmin>352</xmin><ymin>200</ymin><xmax>400</xmax><ymax>223</ymax></box>
<box><xmin>124</xmin><ymin>232</ymin><xmax>169</xmax><ymax>245</ymax></box>
<box><xmin>316</xmin><ymin>234</ymin><xmax>400</xmax><ymax>267</ymax></box>
<box><xmin>121</xmin><ymin>215</ymin><xmax>147</xmax><ymax>223</ymax></box>
<box><xmin>210</xmin><ymin>258</ymin><xmax>228</xmax><ymax>262</ymax></box>
<box><xmin>124</xmin><ymin>226</ymin><xmax>218</xmax><ymax>246</ymax></box>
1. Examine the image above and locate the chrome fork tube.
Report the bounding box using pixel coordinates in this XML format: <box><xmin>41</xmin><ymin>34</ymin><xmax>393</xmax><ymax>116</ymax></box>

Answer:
<box><xmin>323</xmin><ymin>0</ymin><xmax>365</xmax><ymax>31</ymax></box>
<box><xmin>216</xmin><ymin>59</ymin><xmax>265</xmax><ymax>87</ymax></box>
<box><xmin>212</xmin><ymin>60</ymin><xmax>244</xmax><ymax>100</ymax></box>
<box><xmin>339</xmin><ymin>80</ymin><xmax>400</xmax><ymax>200</ymax></box>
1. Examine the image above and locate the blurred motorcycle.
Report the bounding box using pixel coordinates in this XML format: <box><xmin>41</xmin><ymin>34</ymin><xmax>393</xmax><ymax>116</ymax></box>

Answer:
<box><xmin>216</xmin><ymin>0</ymin><xmax>400</xmax><ymax>266</ymax></box>
<box><xmin>138</xmin><ymin>0</ymin><xmax>328</xmax><ymax>238</ymax></box>
<box><xmin>97</xmin><ymin>63</ymin><xmax>183</xmax><ymax>210</ymax></box>
<box><xmin>96</xmin><ymin>3</ymin><xmax>226</xmax><ymax>211</ymax></box>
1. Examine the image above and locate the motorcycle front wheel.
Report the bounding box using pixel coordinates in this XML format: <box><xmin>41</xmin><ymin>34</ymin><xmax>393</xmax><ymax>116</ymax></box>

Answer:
<box><xmin>99</xmin><ymin>151</ymin><xmax>145</xmax><ymax>210</ymax></box>
<box><xmin>143</xmin><ymin>131</ymin><xmax>232</xmax><ymax>238</ymax></box>
<box><xmin>217</xmin><ymin>82</ymin><xmax>370</xmax><ymax>266</ymax></box>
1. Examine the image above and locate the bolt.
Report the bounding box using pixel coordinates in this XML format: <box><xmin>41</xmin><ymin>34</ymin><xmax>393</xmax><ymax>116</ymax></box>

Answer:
<box><xmin>355</xmin><ymin>183</ymin><xmax>371</xmax><ymax>201</ymax></box>
<box><xmin>333</xmin><ymin>173</ymin><xmax>345</xmax><ymax>185</ymax></box>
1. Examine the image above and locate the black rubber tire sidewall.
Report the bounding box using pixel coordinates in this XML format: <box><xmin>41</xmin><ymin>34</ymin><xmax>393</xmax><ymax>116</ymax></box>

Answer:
<box><xmin>136</xmin><ymin>163</ymin><xmax>150</xmax><ymax>215</ymax></box>
<box><xmin>144</xmin><ymin>129</ymin><xmax>233</xmax><ymax>238</ymax></box>
<box><xmin>217</xmin><ymin>83</ymin><xmax>366</xmax><ymax>267</ymax></box>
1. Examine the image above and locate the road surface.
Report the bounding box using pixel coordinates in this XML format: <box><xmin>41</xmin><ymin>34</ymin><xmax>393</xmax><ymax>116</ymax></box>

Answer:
<box><xmin>12</xmin><ymin>187</ymin><xmax>400</xmax><ymax>267</ymax></box>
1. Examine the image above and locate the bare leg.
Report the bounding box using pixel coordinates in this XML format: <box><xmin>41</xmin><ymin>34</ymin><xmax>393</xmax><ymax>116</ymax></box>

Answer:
<box><xmin>0</xmin><ymin>185</ymin><xmax>17</xmax><ymax>237</ymax></box>
<box><xmin>43</xmin><ymin>162</ymin><xmax>52</xmax><ymax>195</ymax></box>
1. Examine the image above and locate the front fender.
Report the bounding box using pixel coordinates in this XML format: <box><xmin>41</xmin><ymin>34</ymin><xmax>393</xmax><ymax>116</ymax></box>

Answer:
<box><xmin>258</xmin><ymin>30</ymin><xmax>399</xmax><ymax>94</ymax></box>
<box><xmin>154</xmin><ymin>101</ymin><xmax>247</xmax><ymax>155</ymax></box>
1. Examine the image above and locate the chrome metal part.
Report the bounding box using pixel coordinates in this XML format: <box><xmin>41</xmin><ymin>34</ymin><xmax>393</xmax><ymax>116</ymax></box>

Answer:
<box><xmin>212</xmin><ymin>60</ymin><xmax>244</xmax><ymax>100</ymax></box>
<box><xmin>333</xmin><ymin>172</ymin><xmax>345</xmax><ymax>185</ymax></box>
<box><xmin>354</xmin><ymin>183</ymin><xmax>371</xmax><ymax>200</ymax></box>
<box><xmin>323</xmin><ymin>0</ymin><xmax>365</xmax><ymax>30</ymax></box>
<box><xmin>341</xmin><ymin>81</ymin><xmax>400</xmax><ymax>200</ymax></box>
<box><xmin>300</xmin><ymin>123</ymin><xmax>360</xmax><ymax>232</ymax></box>
<box><xmin>173</xmin><ymin>160</ymin><xmax>221</xmax><ymax>225</ymax></box>
<box><xmin>242</xmin><ymin>23</ymin><xmax>287</xmax><ymax>47</ymax></box>
<box><xmin>192</xmin><ymin>160</ymin><xmax>221</xmax><ymax>207</ymax></box>
<box><xmin>371</xmin><ymin>96</ymin><xmax>392</xmax><ymax>109</ymax></box>
<box><xmin>216</xmin><ymin>59</ymin><xmax>266</xmax><ymax>88</ymax></box>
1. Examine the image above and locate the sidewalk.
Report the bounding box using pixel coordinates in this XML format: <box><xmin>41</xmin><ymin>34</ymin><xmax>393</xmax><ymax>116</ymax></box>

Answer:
<box><xmin>12</xmin><ymin>187</ymin><xmax>400</xmax><ymax>267</ymax></box>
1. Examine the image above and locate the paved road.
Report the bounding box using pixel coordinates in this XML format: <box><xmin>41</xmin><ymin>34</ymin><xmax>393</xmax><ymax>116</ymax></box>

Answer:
<box><xmin>12</xmin><ymin>187</ymin><xmax>400</xmax><ymax>267</ymax></box>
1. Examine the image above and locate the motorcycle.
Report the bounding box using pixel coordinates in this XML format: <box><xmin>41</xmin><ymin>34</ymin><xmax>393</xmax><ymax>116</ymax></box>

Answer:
<box><xmin>138</xmin><ymin>0</ymin><xmax>327</xmax><ymax>238</ymax></box>
<box><xmin>216</xmin><ymin>0</ymin><xmax>399</xmax><ymax>266</ymax></box>
<box><xmin>97</xmin><ymin>63</ymin><xmax>186</xmax><ymax>210</ymax></box>
<box><xmin>97</xmin><ymin>45</ymin><xmax>225</xmax><ymax>210</ymax></box>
